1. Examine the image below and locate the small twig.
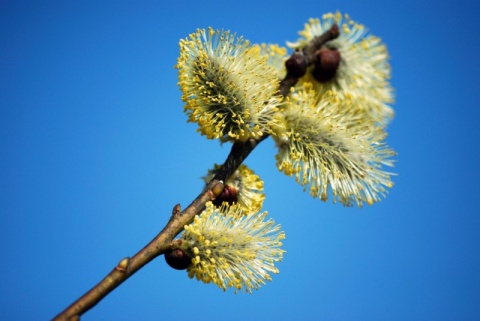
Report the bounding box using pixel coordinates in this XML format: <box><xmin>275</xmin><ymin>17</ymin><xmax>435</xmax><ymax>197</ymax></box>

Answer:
<box><xmin>303</xmin><ymin>24</ymin><xmax>339</xmax><ymax>56</ymax></box>
<box><xmin>212</xmin><ymin>135</ymin><xmax>269</xmax><ymax>182</ymax></box>
<box><xmin>52</xmin><ymin>180</ymin><xmax>224</xmax><ymax>321</ymax></box>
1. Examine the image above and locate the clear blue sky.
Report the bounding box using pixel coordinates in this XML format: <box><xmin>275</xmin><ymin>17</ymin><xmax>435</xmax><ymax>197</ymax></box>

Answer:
<box><xmin>1</xmin><ymin>1</ymin><xmax>479</xmax><ymax>320</ymax></box>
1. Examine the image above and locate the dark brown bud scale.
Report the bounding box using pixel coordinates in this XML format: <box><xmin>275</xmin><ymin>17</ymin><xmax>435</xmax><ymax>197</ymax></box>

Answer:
<box><xmin>311</xmin><ymin>48</ymin><xmax>341</xmax><ymax>82</ymax></box>
<box><xmin>285</xmin><ymin>54</ymin><xmax>308</xmax><ymax>78</ymax></box>
<box><xmin>164</xmin><ymin>248</ymin><xmax>192</xmax><ymax>270</ymax></box>
<box><xmin>212</xmin><ymin>184</ymin><xmax>238</xmax><ymax>207</ymax></box>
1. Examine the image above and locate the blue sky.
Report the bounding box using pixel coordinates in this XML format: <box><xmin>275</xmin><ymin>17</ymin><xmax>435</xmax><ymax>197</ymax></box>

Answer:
<box><xmin>1</xmin><ymin>1</ymin><xmax>479</xmax><ymax>320</ymax></box>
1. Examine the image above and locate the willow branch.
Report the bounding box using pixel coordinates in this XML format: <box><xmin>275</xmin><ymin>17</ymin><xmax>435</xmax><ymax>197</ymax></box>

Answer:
<box><xmin>52</xmin><ymin>24</ymin><xmax>339</xmax><ymax>321</ymax></box>
<box><xmin>52</xmin><ymin>180</ymin><xmax>221</xmax><ymax>321</ymax></box>
<box><xmin>52</xmin><ymin>137</ymin><xmax>267</xmax><ymax>321</ymax></box>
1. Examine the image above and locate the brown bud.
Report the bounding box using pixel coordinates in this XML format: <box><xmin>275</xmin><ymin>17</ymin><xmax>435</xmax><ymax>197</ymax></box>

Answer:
<box><xmin>311</xmin><ymin>48</ymin><xmax>341</xmax><ymax>82</ymax></box>
<box><xmin>164</xmin><ymin>248</ymin><xmax>191</xmax><ymax>270</ymax></box>
<box><xmin>285</xmin><ymin>53</ymin><xmax>308</xmax><ymax>78</ymax></box>
<box><xmin>212</xmin><ymin>184</ymin><xmax>238</xmax><ymax>207</ymax></box>
<box><xmin>115</xmin><ymin>257</ymin><xmax>130</xmax><ymax>272</ymax></box>
<box><xmin>210</xmin><ymin>180</ymin><xmax>225</xmax><ymax>198</ymax></box>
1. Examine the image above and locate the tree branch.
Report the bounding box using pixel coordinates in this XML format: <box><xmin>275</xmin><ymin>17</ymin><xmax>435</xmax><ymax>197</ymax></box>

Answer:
<box><xmin>53</xmin><ymin>179</ymin><xmax>223</xmax><ymax>321</ymax></box>
<box><xmin>52</xmin><ymin>136</ymin><xmax>266</xmax><ymax>321</ymax></box>
<box><xmin>52</xmin><ymin>23</ymin><xmax>339</xmax><ymax>321</ymax></box>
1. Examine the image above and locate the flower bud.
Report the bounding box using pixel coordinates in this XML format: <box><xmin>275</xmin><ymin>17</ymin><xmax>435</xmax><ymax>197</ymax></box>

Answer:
<box><xmin>311</xmin><ymin>48</ymin><xmax>341</xmax><ymax>82</ymax></box>
<box><xmin>285</xmin><ymin>53</ymin><xmax>307</xmax><ymax>78</ymax></box>
<box><xmin>212</xmin><ymin>184</ymin><xmax>238</xmax><ymax>207</ymax></box>
<box><xmin>203</xmin><ymin>164</ymin><xmax>265</xmax><ymax>214</ymax></box>
<box><xmin>165</xmin><ymin>248</ymin><xmax>192</xmax><ymax>270</ymax></box>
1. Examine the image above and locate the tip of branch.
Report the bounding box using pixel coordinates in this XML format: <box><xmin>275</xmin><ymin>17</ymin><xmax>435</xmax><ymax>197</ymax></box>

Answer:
<box><xmin>329</xmin><ymin>24</ymin><xmax>340</xmax><ymax>39</ymax></box>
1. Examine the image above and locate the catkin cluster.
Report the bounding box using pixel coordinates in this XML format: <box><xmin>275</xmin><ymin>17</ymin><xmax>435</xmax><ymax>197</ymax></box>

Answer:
<box><xmin>169</xmin><ymin>11</ymin><xmax>396</xmax><ymax>292</ymax></box>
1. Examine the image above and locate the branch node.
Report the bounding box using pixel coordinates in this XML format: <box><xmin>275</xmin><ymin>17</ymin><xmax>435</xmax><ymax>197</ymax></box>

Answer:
<box><xmin>115</xmin><ymin>257</ymin><xmax>130</xmax><ymax>272</ymax></box>
<box><xmin>170</xmin><ymin>239</ymin><xmax>183</xmax><ymax>248</ymax></box>
<box><xmin>285</xmin><ymin>52</ymin><xmax>307</xmax><ymax>78</ymax></box>
<box><xmin>172</xmin><ymin>203</ymin><xmax>181</xmax><ymax>216</ymax></box>
<box><xmin>210</xmin><ymin>180</ymin><xmax>225</xmax><ymax>199</ymax></box>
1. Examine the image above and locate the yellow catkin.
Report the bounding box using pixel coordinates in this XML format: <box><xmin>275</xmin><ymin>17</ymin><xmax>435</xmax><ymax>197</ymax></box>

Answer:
<box><xmin>179</xmin><ymin>202</ymin><xmax>285</xmax><ymax>293</ymax></box>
